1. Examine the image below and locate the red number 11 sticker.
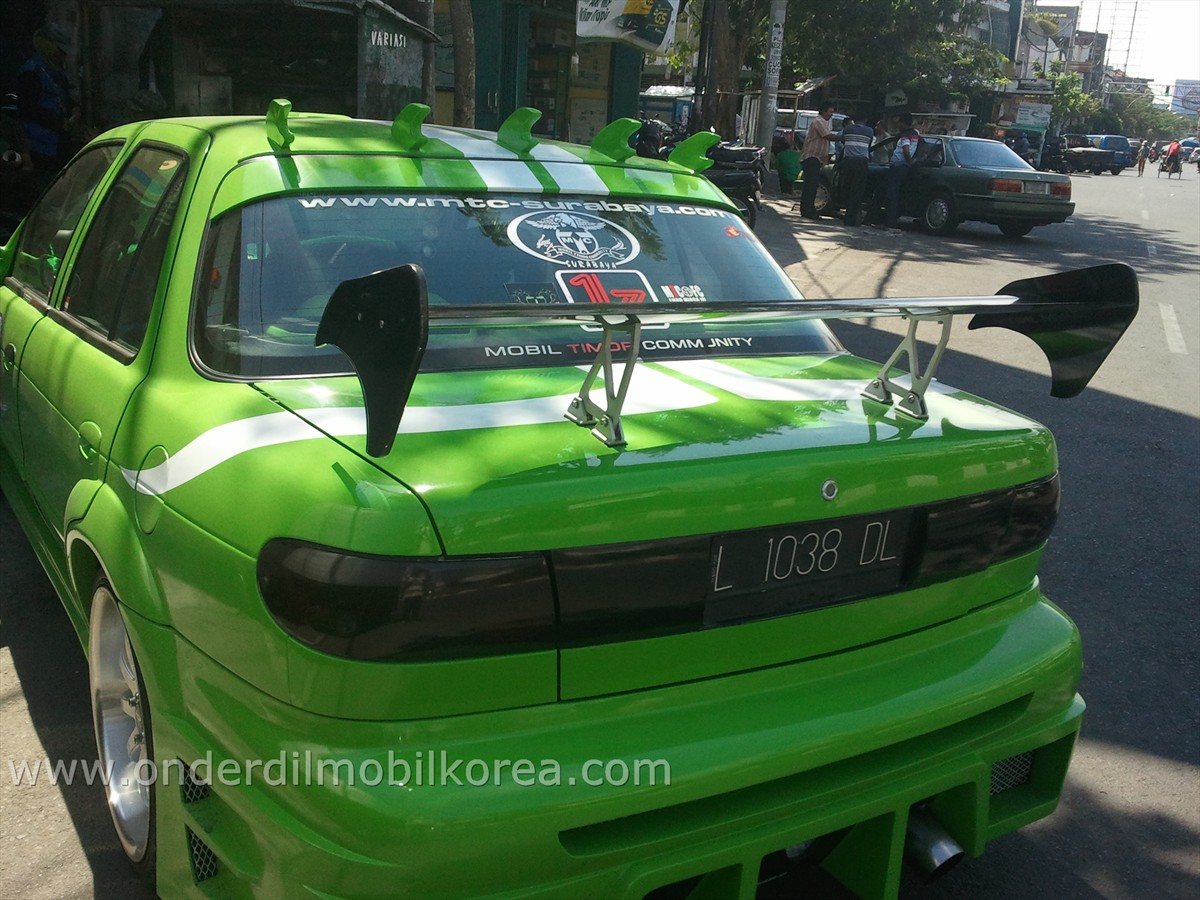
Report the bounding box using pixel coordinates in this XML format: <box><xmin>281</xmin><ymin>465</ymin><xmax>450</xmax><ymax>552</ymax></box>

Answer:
<box><xmin>557</xmin><ymin>270</ymin><xmax>657</xmax><ymax>305</ymax></box>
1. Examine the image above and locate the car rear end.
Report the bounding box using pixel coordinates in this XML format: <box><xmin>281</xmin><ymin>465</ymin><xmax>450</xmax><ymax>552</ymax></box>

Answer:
<box><xmin>951</xmin><ymin>138</ymin><xmax>1075</xmax><ymax>227</ymax></box>
<box><xmin>124</xmin><ymin>114</ymin><xmax>1084</xmax><ymax>899</ymax></box>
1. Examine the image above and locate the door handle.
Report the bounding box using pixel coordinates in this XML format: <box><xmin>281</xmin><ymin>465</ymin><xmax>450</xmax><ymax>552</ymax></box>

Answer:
<box><xmin>79</xmin><ymin>420</ymin><xmax>102</xmax><ymax>463</ymax></box>
<box><xmin>2</xmin><ymin>343</ymin><xmax>14</xmax><ymax>370</ymax></box>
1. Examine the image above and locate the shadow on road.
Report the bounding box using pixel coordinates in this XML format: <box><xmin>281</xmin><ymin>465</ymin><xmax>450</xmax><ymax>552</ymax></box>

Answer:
<box><xmin>0</xmin><ymin>491</ymin><xmax>156</xmax><ymax>900</ymax></box>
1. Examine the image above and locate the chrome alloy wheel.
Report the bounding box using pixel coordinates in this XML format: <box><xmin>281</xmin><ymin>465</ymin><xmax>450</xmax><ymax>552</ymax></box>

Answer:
<box><xmin>89</xmin><ymin>581</ymin><xmax>152</xmax><ymax>863</ymax></box>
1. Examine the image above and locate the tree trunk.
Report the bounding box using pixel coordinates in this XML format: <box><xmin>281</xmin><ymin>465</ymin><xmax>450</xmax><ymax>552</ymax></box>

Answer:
<box><xmin>448</xmin><ymin>0</ymin><xmax>476</xmax><ymax>127</ymax></box>
<box><xmin>696</xmin><ymin>1</ymin><xmax>766</xmax><ymax>140</ymax></box>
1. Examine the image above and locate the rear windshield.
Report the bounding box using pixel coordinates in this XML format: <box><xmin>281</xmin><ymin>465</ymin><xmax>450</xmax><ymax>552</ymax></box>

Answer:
<box><xmin>193</xmin><ymin>193</ymin><xmax>836</xmax><ymax>378</ymax></box>
<box><xmin>950</xmin><ymin>140</ymin><xmax>1031</xmax><ymax>169</ymax></box>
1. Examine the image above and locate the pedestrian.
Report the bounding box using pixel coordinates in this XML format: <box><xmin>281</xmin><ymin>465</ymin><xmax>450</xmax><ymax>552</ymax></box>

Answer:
<box><xmin>837</xmin><ymin>113</ymin><xmax>874</xmax><ymax>227</ymax></box>
<box><xmin>1136</xmin><ymin>139</ymin><xmax>1150</xmax><ymax>176</ymax></box>
<box><xmin>775</xmin><ymin>133</ymin><xmax>802</xmax><ymax>194</ymax></box>
<box><xmin>16</xmin><ymin>23</ymin><xmax>75</xmax><ymax>173</ymax></box>
<box><xmin>798</xmin><ymin>101</ymin><xmax>840</xmax><ymax>220</ymax></box>
<box><xmin>880</xmin><ymin>113</ymin><xmax>919</xmax><ymax>229</ymax></box>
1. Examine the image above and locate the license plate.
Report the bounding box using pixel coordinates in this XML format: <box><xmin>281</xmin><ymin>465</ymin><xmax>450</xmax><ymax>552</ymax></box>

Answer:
<box><xmin>1024</xmin><ymin>181</ymin><xmax>1049</xmax><ymax>194</ymax></box>
<box><xmin>706</xmin><ymin>510</ymin><xmax>912</xmax><ymax>625</ymax></box>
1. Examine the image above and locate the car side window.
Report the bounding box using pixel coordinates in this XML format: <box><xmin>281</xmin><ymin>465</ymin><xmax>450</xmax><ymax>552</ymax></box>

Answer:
<box><xmin>9</xmin><ymin>143</ymin><xmax>123</xmax><ymax>298</ymax></box>
<box><xmin>60</xmin><ymin>146</ymin><xmax>187</xmax><ymax>354</ymax></box>
<box><xmin>870</xmin><ymin>139</ymin><xmax>894</xmax><ymax>165</ymax></box>
<box><xmin>914</xmin><ymin>138</ymin><xmax>944</xmax><ymax>167</ymax></box>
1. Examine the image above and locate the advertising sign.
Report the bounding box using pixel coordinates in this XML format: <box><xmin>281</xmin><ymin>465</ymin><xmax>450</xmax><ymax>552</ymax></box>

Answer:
<box><xmin>1016</xmin><ymin>102</ymin><xmax>1053</xmax><ymax>128</ymax></box>
<box><xmin>576</xmin><ymin>0</ymin><xmax>680</xmax><ymax>54</ymax></box>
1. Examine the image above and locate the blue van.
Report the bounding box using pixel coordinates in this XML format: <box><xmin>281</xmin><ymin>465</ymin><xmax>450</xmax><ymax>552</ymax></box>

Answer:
<box><xmin>1088</xmin><ymin>134</ymin><xmax>1132</xmax><ymax>173</ymax></box>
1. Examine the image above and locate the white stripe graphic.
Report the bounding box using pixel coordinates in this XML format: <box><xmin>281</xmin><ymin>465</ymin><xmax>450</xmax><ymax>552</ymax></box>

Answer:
<box><xmin>528</xmin><ymin>144</ymin><xmax>587</xmax><ymax>163</ymax></box>
<box><xmin>122</xmin><ymin>367</ymin><xmax>716</xmax><ymax>495</ymax></box>
<box><xmin>470</xmin><ymin>159</ymin><xmax>545</xmax><ymax>192</ymax></box>
<box><xmin>539</xmin><ymin>162</ymin><xmax>610</xmax><ymax>195</ymax></box>
<box><xmin>429</xmin><ymin>131</ymin><xmax>517</xmax><ymax>159</ymax></box>
<box><xmin>661</xmin><ymin>360</ymin><xmax>1033</xmax><ymax>430</ymax></box>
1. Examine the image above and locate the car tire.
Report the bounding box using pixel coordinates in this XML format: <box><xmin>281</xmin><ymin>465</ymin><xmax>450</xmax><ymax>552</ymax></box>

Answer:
<box><xmin>1110</xmin><ymin>167</ymin><xmax>1123</xmax><ymax>176</ymax></box>
<box><xmin>735</xmin><ymin>196</ymin><xmax>757</xmax><ymax>230</ymax></box>
<box><xmin>89</xmin><ymin>577</ymin><xmax>157</xmax><ymax>881</ymax></box>
<box><xmin>999</xmin><ymin>223</ymin><xmax>1034</xmax><ymax>238</ymax></box>
<box><xmin>813</xmin><ymin>181</ymin><xmax>832</xmax><ymax>217</ymax></box>
<box><xmin>922</xmin><ymin>193</ymin><xmax>957</xmax><ymax>235</ymax></box>
<box><xmin>1091</xmin><ymin>167</ymin><xmax>1104</xmax><ymax>176</ymax></box>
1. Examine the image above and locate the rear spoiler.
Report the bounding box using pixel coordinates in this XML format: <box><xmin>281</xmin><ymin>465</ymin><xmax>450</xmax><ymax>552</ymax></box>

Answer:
<box><xmin>315</xmin><ymin>263</ymin><xmax>1139</xmax><ymax>457</ymax></box>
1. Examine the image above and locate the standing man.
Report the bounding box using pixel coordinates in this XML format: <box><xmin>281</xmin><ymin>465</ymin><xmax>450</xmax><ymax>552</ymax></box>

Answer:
<box><xmin>881</xmin><ymin>113</ymin><xmax>919</xmax><ymax>229</ymax></box>
<box><xmin>798</xmin><ymin>101</ymin><xmax>839</xmax><ymax>220</ymax></box>
<box><xmin>838</xmin><ymin>114</ymin><xmax>875</xmax><ymax>227</ymax></box>
<box><xmin>16</xmin><ymin>23</ymin><xmax>74</xmax><ymax>173</ymax></box>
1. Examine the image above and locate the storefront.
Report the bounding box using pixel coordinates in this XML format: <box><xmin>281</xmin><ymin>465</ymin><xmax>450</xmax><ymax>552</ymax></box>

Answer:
<box><xmin>433</xmin><ymin>0</ymin><xmax>642</xmax><ymax>143</ymax></box>
<box><xmin>84</xmin><ymin>0</ymin><xmax>435</xmax><ymax>128</ymax></box>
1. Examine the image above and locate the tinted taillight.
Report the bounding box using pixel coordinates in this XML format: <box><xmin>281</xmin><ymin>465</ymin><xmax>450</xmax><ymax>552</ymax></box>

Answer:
<box><xmin>1050</xmin><ymin>182</ymin><xmax>1071</xmax><ymax>197</ymax></box>
<box><xmin>257</xmin><ymin>540</ymin><xmax>555</xmax><ymax>661</ymax></box>
<box><xmin>914</xmin><ymin>474</ymin><xmax>1060</xmax><ymax>585</ymax></box>
<box><xmin>989</xmin><ymin>178</ymin><xmax>1025</xmax><ymax>193</ymax></box>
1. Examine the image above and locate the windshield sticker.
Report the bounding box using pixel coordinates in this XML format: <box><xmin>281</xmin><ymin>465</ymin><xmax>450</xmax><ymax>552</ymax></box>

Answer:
<box><xmin>506</xmin><ymin>211</ymin><xmax>640</xmax><ymax>267</ymax></box>
<box><xmin>295</xmin><ymin>196</ymin><xmax>734</xmax><ymax>218</ymax></box>
<box><xmin>660</xmin><ymin>284</ymin><xmax>707</xmax><ymax>302</ymax></box>
<box><xmin>505</xmin><ymin>283</ymin><xmax>562</xmax><ymax>305</ymax></box>
<box><xmin>554</xmin><ymin>270</ymin><xmax>657</xmax><ymax>305</ymax></box>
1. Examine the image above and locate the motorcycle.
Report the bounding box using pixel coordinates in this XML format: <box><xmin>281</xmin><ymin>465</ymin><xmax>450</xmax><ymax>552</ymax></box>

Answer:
<box><xmin>1036</xmin><ymin>139</ymin><xmax>1070</xmax><ymax>175</ymax></box>
<box><xmin>632</xmin><ymin>120</ymin><xmax>766</xmax><ymax>229</ymax></box>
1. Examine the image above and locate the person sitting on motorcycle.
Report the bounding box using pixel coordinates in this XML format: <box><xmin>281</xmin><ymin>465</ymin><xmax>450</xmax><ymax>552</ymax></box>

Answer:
<box><xmin>1014</xmin><ymin>131</ymin><xmax>1031</xmax><ymax>163</ymax></box>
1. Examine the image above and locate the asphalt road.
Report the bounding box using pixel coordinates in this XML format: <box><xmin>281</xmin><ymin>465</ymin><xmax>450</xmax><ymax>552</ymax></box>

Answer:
<box><xmin>1</xmin><ymin>166</ymin><xmax>1197</xmax><ymax>899</ymax></box>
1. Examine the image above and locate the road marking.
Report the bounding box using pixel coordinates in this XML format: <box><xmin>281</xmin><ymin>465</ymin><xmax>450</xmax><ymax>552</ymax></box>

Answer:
<box><xmin>1141</xmin><ymin>209</ymin><xmax>1150</xmax><ymax>221</ymax></box>
<box><xmin>1146</xmin><ymin>241</ymin><xmax>1157</xmax><ymax>257</ymax></box>
<box><xmin>1159</xmin><ymin>303</ymin><xmax>1187</xmax><ymax>354</ymax></box>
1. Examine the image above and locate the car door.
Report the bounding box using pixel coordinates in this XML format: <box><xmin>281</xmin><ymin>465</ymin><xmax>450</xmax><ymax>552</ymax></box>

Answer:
<box><xmin>0</xmin><ymin>143</ymin><xmax>123</xmax><ymax>472</ymax></box>
<box><xmin>899</xmin><ymin>137</ymin><xmax>946</xmax><ymax>216</ymax></box>
<box><xmin>14</xmin><ymin>138</ymin><xmax>192</xmax><ymax>539</ymax></box>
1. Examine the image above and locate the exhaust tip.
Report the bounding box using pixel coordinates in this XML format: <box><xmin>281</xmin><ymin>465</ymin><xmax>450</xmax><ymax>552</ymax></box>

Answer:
<box><xmin>904</xmin><ymin>807</ymin><xmax>965</xmax><ymax>883</ymax></box>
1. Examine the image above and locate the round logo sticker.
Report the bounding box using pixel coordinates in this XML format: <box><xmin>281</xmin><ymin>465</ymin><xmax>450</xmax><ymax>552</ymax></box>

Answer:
<box><xmin>507</xmin><ymin>211</ymin><xmax>640</xmax><ymax>268</ymax></box>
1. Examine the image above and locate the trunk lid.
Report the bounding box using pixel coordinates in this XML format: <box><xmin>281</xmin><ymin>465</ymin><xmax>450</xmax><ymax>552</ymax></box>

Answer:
<box><xmin>259</xmin><ymin>351</ymin><xmax>1056</xmax><ymax>697</ymax></box>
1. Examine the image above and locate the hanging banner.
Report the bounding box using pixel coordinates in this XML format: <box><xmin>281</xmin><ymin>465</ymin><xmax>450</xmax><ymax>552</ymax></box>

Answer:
<box><xmin>576</xmin><ymin>0</ymin><xmax>680</xmax><ymax>54</ymax></box>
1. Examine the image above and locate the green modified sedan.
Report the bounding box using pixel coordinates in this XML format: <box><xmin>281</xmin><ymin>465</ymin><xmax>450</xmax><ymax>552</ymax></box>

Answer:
<box><xmin>815</xmin><ymin>135</ymin><xmax>1075</xmax><ymax>237</ymax></box>
<box><xmin>0</xmin><ymin>101</ymin><xmax>1135</xmax><ymax>898</ymax></box>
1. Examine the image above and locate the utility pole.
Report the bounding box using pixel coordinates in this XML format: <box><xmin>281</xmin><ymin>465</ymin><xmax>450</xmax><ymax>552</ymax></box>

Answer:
<box><xmin>753</xmin><ymin>0</ymin><xmax>787</xmax><ymax>148</ymax></box>
<box><xmin>692</xmin><ymin>0</ymin><xmax>717</xmax><ymax>131</ymax></box>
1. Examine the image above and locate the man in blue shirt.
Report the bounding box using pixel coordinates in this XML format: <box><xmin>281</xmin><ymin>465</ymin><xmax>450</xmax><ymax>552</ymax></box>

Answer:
<box><xmin>837</xmin><ymin>114</ymin><xmax>875</xmax><ymax>227</ymax></box>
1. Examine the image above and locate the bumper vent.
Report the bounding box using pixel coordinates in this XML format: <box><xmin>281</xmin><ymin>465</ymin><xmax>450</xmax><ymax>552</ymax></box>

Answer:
<box><xmin>187</xmin><ymin>827</ymin><xmax>219</xmax><ymax>883</ymax></box>
<box><xmin>990</xmin><ymin>751</ymin><xmax>1034</xmax><ymax>795</ymax></box>
<box><xmin>179</xmin><ymin>762</ymin><xmax>210</xmax><ymax>804</ymax></box>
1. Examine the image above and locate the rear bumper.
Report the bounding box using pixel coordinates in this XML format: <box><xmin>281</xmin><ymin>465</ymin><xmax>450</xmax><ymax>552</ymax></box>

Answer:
<box><xmin>132</xmin><ymin>586</ymin><xmax>1083</xmax><ymax>899</ymax></box>
<box><xmin>958</xmin><ymin>196</ymin><xmax>1075</xmax><ymax>226</ymax></box>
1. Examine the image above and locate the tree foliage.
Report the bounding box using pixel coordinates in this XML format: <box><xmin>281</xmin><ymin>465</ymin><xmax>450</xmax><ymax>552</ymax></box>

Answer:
<box><xmin>1031</xmin><ymin>61</ymin><xmax>1099</xmax><ymax>130</ymax></box>
<box><xmin>1092</xmin><ymin>92</ymin><xmax>1197</xmax><ymax>140</ymax></box>
<box><xmin>777</xmin><ymin>0</ymin><xmax>1006</xmax><ymax>109</ymax></box>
